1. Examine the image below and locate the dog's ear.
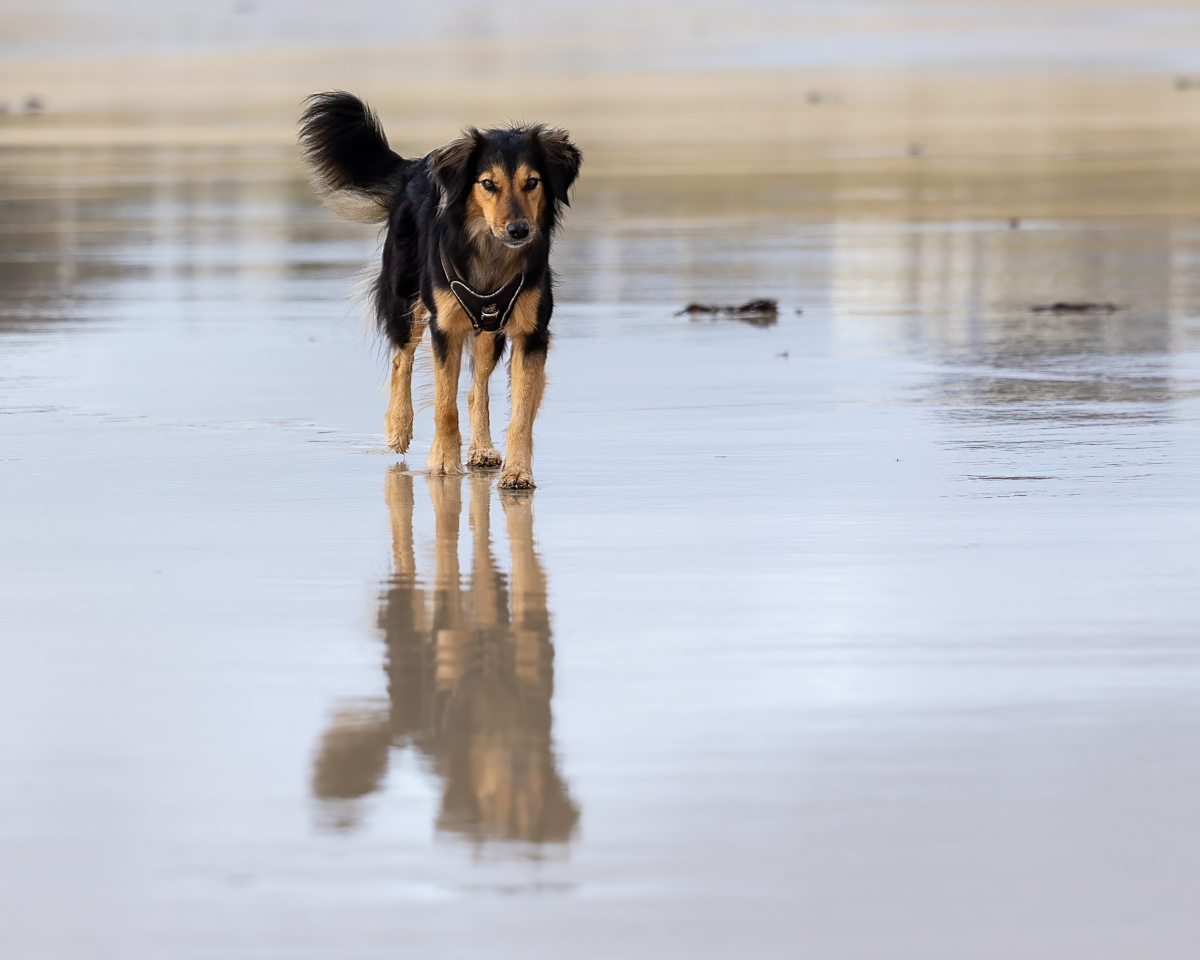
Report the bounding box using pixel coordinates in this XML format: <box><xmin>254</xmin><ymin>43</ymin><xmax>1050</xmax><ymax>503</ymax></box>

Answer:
<box><xmin>534</xmin><ymin>127</ymin><xmax>582</xmax><ymax>207</ymax></box>
<box><xmin>431</xmin><ymin>129</ymin><xmax>481</xmax><ymax>205</ymax></box>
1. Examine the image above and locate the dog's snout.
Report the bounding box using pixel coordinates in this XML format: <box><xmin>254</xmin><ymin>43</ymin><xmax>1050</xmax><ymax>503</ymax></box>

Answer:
<box><xmin>506</xmin><ymin>221</ymin><xmax>530</xmax><ymax>241</ymax></box>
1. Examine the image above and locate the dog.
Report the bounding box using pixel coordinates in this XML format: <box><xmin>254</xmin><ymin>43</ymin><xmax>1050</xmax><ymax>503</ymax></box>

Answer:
<box><xmin>298</xmin><ymin>92</ymin><xmax>582</xmax><ymax>489</ymax></box>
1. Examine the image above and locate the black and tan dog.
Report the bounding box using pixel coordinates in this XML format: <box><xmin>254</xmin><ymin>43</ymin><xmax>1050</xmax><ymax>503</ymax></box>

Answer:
<box><xmin>299</xmin><ymin>92</ymin><xmax>582</xmax><ymax>488</ymax></box>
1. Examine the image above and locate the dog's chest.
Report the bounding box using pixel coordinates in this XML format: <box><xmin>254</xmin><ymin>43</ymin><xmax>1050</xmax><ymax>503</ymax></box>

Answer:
<box><xmin>465</xmin><ymin>243</ymin><xmax>523</xmax><ymax>293</ymax></box>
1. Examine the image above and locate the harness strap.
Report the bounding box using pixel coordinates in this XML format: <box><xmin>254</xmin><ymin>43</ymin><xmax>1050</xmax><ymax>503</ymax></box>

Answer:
<box><xmin>440</xmin><ymin>250</ymin><xmax>524</xmax><ymax>332</ymax></box>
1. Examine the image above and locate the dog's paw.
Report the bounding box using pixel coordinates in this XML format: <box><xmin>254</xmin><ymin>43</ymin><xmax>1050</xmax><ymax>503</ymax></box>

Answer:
<box><xmin>467</xmin><ymin>447</ymin><xmax>503</xmax><ymax>469</ymax></box>
<box><xmin>498</xmin><ymin>467</ymin><xmax>535</xmax><ymax>490</ymax></box>
<box><xmin>385</xmin><ymin>430</ymin><xmax>412</xmax><ymax>454</ymax></box>
<box><xmin>384</xmin><ymin>417</ymin><xmax>413</xmax><ymax>454</ymax></box>
<box><xmin>427</xmin><ymin>448</ymin><xmax>465</xmax><ymax>476</ymax></box>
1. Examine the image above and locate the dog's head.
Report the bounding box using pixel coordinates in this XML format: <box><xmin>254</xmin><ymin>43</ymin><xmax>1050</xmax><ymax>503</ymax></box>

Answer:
<box><xmin>432</xmin><ymin>125</ymin><xmax>582</xmax><ymax>249</ymax></box>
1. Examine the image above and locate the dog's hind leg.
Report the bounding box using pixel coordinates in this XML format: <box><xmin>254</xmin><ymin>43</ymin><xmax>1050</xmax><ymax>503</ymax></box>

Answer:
<box><xmin>384</xmin><ymin>317</ymin><xmax>425</xmax><ymax>453</ymax></box>
<box><xmin>466</xmin><ymin>332</ymin><xmax>504</xmax><ymax>469</ymax></box>
<box><xmin>499</xmin><ymin>336</ymin><xmax>546</xmax><ymax>490</ymax></box>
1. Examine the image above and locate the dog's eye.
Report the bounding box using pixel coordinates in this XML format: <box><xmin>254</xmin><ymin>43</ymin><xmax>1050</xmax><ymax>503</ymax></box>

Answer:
<box><xmin>525</xmin><ymin>178</ymin><xmax>539</xmax><ymax>191</ymax></box>
<box><xmin>479</xmin><ymin>179</ymin><xmax>497</xmax><ymax>193</ymax></box>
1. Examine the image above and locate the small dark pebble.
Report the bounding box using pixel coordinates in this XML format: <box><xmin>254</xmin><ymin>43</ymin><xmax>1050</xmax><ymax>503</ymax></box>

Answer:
<box><xmin>794</xmin><ymin>307</ymin><xmax>803</xmax><ymax>315</ymax></box>
<box><xmin>907</xmin><ymin>143</ymin><xmax>923</xmax><ymax>156</ymax></box>
<box><xmin>23</xmin><ymin>96</ymin><xmax>43</xmax><ymax>114</ymax></box>
<box><xmin>1031</xmin><ymin>302</ymin><xmax>1118</xmax><ymax>314</ymax></box>
<box><xmin>1008</xmin><ymin>217</ymin><xmax>1020</xmax><ymax>229</ymax></box>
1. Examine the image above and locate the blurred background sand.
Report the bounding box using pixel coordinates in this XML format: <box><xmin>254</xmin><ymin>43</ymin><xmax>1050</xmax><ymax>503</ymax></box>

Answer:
<box><xmin>5</xmin><ymin>0</ymin><xmax>1200</xmax><ymax>176</ymax></box>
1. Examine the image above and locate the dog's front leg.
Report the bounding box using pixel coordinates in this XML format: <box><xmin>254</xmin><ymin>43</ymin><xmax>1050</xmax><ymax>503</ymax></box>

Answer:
<box><xmin>499</xmin><ymin>336</ymin><xmax>546</xmax><ymax>490</ymax></box>
<box><xmin>466</xmin><ymin>332</ymin><xmax>503</xmax><ymax>469</ymax></box>
<box><xmin>427</xmin><ymin>323</ymin><xmax>466</xmax><ymax>476</ymax></box>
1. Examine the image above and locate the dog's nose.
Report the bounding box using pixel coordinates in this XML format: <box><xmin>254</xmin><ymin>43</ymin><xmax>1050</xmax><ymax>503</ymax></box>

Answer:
<box><xmin>506</xmin><ymin>221</ymin><xmax>530</xmax><ymax>241</ymax></box>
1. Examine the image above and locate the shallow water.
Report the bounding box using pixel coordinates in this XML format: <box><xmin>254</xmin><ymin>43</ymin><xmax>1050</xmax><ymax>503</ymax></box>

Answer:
<box><xmin>2</xmin><ymin>145</ymin><xmax>1200</xmax><ymax>958</ymax></box>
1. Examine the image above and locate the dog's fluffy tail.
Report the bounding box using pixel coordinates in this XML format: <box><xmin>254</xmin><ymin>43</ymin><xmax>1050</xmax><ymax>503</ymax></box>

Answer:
<box><xmin>298</xmin><ymin>91</ymin><xmax>406</xmax><ymax>224</ymax></box>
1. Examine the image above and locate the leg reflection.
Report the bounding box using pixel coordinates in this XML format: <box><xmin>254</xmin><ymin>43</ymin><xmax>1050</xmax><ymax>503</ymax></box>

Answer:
<box><xmin>311</xmin><ymin>469</ymin><xmax>578</xmax><ymax>845</ymax></box>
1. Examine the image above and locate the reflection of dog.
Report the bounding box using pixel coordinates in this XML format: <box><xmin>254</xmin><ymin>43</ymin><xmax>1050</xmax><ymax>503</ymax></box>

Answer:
<box><xmin>312</xmin><ymin>470</ymin><xmax>578</xmax><ymax>844</ymax></box>
<box><xmin>299</xmin><ymin>92</ymin><xmax>582</xmax><ymax>489</ymax></box>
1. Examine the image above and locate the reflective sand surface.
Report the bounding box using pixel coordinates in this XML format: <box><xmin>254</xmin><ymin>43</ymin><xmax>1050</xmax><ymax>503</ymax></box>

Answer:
<box><xmin>1</xmin><ymin>146</ymin><xmax>1200</xmax><ymax>957</ymax></box>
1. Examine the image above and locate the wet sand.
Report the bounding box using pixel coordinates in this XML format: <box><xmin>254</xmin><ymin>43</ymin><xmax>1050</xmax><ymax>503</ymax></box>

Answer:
<box><xmin>2</xmin><ymin>137</ymin><xmax>1199</xmax><ymax>957</ymax></box>
<box><xmin>5</xmin><ymin>2</ymin><xmax>1200</xmax><ymax>951</ymax></box>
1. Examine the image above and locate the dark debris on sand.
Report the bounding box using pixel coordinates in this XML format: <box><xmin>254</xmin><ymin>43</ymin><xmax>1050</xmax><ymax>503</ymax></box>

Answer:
<box><xmin>678</xmin><ymin>299</ymin><xmax>779</xmax><ymax>326</ymax></box>
<box><xmin>1030</xmin><ymin>302</ymin><xmax>1118</xmax><ymax>314</ymax></box>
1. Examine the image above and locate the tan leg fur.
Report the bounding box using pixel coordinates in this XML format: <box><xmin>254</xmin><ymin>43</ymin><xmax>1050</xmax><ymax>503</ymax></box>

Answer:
<box><xmin>466</xmin><ymin>332</ymin><xmax>503</xmax><ymax>469</ymax></box>
<box><xmin>384</xmin><ymin>317</ymin><xmax>425</xmax><ymax>453</ymax></box>
<box><xmin>500</xmin><ymin>337</ymin><xmax>546</xmax><ymax>489</ymax></box>
<box><xmin>427</xmin><ymin>291</ymin><xmax>472</xmax><ymax>476</ymax></box>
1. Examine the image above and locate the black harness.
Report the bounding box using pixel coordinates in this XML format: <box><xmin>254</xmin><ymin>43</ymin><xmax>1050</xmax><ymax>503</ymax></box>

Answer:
<box><xmin>440</xmin><ymin>250</ymin><xmax>524</xmax><ymax>333</ymax></box>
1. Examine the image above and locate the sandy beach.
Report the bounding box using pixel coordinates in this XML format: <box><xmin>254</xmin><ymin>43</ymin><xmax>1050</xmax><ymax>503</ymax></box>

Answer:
<box><xmin>3</xmin><ymin>3</ymin><xmax>1200</xmax><ymax>957</ymax></box>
